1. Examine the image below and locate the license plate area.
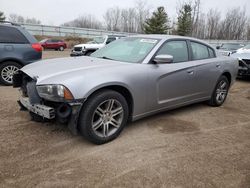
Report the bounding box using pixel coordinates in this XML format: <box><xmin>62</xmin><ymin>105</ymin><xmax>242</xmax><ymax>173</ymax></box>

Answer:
<box><xmin>20</xmin><ymin>97</ymin><xmax>55</xmax><ymax>119</ymax></box>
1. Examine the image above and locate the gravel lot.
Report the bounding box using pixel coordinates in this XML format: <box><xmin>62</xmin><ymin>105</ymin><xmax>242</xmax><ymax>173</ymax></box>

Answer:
<box><xmin>1</xmin><ymin>50</ymin><xmax>250</xmax><ymax>188</ymax></box>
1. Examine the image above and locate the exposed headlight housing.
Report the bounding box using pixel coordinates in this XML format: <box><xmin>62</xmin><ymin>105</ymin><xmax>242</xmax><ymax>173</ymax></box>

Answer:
<box><xmin>36</xmin><ymin>85</ymin><xmax>74</xmax><ymax>102</ymax></box>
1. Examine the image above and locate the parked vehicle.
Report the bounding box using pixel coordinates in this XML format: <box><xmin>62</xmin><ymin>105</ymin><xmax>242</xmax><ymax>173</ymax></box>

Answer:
<box><xmin>40</xmin><ymin>39</ymin><xmax>67</xmax><ymax>51</ymax></box>
<box><xmin>217</xmin><ymin>43</ymin><xmax>245</xmax><ymax>56</ymax></box>
<box><xmin>70</xmin><ymin>35</ymin><xmax>125</xmax><ymax>56</ymax></box>
<box><xmin>14</xmin><ymin>35</ymin><xmax>238</xmax><ymax>144</ymax></box>
<box><xmin>231</xmin><ymin>50</ymin><xmax>250</xmax><ymax>77</ymax></box>
<box><xmin>235</xmin><ymin>44</ymin><xmax>250</xmax><ymax>54</ymax></box>
<box><xmin>0</xmin><ymin>21</ymin><xmax>42</xmax><ymax>85</ymax></box>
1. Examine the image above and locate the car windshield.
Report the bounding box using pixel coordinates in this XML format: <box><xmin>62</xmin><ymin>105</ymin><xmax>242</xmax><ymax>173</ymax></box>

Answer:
<box><xmin>220</xmin><ymin>43</ymin><xmax>243</xmax><ymax>50</ymax></box>
<box><xmin>87</xmin><ymin>36</ymin><xmax>105</xmax><ymax>44</ymax></box>
<box><xmin>91</xmin><ymin>37</ymin><xmax>159</xmax><ymax>63</ymax></box>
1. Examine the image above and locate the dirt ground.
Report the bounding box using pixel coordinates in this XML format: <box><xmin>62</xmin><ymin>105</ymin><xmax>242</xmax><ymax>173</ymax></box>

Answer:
<box><xmin>1</xmin><ymin>50</ymin><xmax>250</xmax><ymax>188</ymax></box>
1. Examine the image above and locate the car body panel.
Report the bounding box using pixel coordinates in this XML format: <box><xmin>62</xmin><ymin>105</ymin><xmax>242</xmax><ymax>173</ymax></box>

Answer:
<box><xmin>20</xmin><ymin>35</ymin><xmax>238</xmax><ymax>121</ymax></box>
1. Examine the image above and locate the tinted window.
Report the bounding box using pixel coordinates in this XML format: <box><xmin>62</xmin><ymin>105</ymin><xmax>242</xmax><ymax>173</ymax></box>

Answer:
<box><xmin>0</xmin><ymin>26</ymin><xmax>28</xmax><ymax>44</ymax></box>
<box><xmin>191</xmin><ymin>42</ymin><xmax>209</xmax><ymax>60</ymax></box>
<box><xmin>156</xmin><ymin>40</ymin><xmax>189</xmax><ymax>63</ymax></box>
<box><xmin>208</xmin><ymin>47</ymin><xmax>215</xmax><ymax>58</ymax></box>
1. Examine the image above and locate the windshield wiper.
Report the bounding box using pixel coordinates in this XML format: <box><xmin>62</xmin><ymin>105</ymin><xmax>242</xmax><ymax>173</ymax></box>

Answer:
<box><xmin>99</xmin><ymin>56</ymin><xmax>114</xmax><ymax>60</ymax></box>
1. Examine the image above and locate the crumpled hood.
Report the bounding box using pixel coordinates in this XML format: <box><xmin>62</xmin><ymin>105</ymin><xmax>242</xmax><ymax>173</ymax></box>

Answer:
<box><xmin>236</xmin><ymin>48</ymin><xmax>250</xmax><ymax>54</ymax></box>
<box><xmin>231</xmin><ymin>53</ymin><xmax>250</xmax><ymax>60</ymax></box>
<box><xmin>21</xmin><ymin>56</ymin><xmax>127</xmax><ymax>84</ymax></box>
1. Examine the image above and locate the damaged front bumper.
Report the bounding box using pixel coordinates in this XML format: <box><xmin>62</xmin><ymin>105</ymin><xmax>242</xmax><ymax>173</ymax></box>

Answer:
<box><xmin>14</xmin><ymin>71</ymin><xmax>85</xmax><ymax>135</ymax></box>
<box><xmin>18</xmin><ymin>96</ymin><xmax>83</xmax><ymax>135</ymax></box>
<box><xmin>19</xmin><ymin>96</ymin><xmax>55</xmax><ymax>119</ymax></box>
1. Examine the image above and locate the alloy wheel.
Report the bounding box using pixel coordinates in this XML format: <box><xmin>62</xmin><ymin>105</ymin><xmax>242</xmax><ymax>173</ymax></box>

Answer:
<box><xmin>91</xmin><ymin>99</ymin><xmax>124</xmax><ymax>138</ymax></box>
<box><xmin>215</xmin><ymin>80</ymin><xmax>228</xmax><ymax>104</ymax></box>
<box><xmin>1</xmin><ymin>65</ymin><xmax>19</xmax><ymax>84</ymax></box>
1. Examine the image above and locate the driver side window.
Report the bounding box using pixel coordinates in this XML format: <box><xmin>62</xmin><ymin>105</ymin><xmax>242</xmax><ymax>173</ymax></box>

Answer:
<box><xmin>156</xmin><ymin>40</ymin><xmax>189</xmax><ymax>63</ymax></box>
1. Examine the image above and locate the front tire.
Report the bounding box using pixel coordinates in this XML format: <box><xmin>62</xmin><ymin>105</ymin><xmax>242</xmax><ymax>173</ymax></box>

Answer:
<box><xmin>0</xmin><ymin>62</ymin><xmax>22</xmax><ymax>85</ymax></box>
<box><xmin>78</xmin><ymin>90</ymin><xmax>129</xmax><ymax>145</ymax></box>
<box><xmin>208</xmin><ymin>75</ymin><xmax>229</xmax><ymax>107</ymax></box>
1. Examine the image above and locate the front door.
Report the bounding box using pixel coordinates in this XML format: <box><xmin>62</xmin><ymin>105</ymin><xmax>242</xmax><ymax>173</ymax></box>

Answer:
<box><xmin>146</xmin><ymin>40</ymin><xmax>200</xmax><ymax>111</ymax></box>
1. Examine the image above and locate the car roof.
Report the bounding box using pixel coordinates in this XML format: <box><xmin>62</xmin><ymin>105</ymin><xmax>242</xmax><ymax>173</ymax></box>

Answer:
<box><xmin>128</xmin><ymin>34</ymin><xmax>212</xmax><ymax>46</ymax></box>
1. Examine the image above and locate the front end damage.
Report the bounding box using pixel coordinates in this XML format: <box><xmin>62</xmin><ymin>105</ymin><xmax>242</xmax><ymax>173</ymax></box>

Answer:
<box><xmin>13</xmin><ymin>71</ymin><xmax>84</xmax><ymax>135</ymax></box>
<box><xmin>238</xmin><ymin>59</ymin><xmax>250</xmax><ymax>77</ymax></box>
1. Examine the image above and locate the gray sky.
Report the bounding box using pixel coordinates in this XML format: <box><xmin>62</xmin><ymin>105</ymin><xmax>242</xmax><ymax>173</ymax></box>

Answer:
<box><xmin>0</xmin><ymin>0</ymin><xmax>249</xmax><ymax>25</ymax></box>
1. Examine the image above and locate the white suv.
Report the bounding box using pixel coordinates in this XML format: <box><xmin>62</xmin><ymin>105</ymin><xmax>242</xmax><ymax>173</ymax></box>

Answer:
<box><xmin>70</xmin><ymin>35</ymin><xmax>125</xmax><ymax>56</ymax></box>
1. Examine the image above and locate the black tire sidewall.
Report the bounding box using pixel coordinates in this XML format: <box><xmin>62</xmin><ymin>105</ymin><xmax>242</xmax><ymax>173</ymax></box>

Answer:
<box><xmin>78</xmin><ymin>90</ymin><xmax>129</xmax><ymax>144</ymax></box>
<box><xmin>0</xmin><ymin>62</ymin><xmax>22</xmax><ymax>86</ymax></box>
<box><xmin>211</xmin><ymin>75</ymin><xmax>229</xmax><ymax>106</ymax></box>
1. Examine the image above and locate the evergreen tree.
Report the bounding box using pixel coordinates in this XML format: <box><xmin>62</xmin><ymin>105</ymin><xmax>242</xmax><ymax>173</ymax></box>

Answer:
<box><xmin>177</xmin><ymin>4</ymin><xmax>192</xmax><ymax>36</ymax></box>
<box><xmin>0</xmin><ymin>11</ymin><xmax>6</xmax><ymax>22</ymax></box>
<box><xmin>143</xmin><ymin>7</ymin><xmax>170</xmax><ymax>34</ymax></box>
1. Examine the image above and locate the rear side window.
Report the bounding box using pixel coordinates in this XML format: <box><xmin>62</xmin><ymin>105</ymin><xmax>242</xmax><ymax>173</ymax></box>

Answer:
<box><xmin>0</xmin><ymin>26</ymin><xmax>28</xmax><ymax>44</ymax></box>
<box><xmin>208</xmin><ymin>47</ymin><xmax>215</xmax><ymax>58</ymax></box>
<box><xmin>191</xmin><ymin>42</ymin><xmax>209</xmax><ymax>60</ymax></box>
<box><xmin>156</xmin><ymin>40</ymin><xmax>189</xmax><ymax>63</ymax></box>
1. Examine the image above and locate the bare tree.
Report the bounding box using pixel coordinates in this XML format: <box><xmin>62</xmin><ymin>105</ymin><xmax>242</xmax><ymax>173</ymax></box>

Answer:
<box><xmin>191</xmin><ymin>0</ymin><xmax>201</xmax><ymax>37</ymax></box>
<box><xmin>103</xmin><ymin>7</ymin><xmax>121</xmax><ymax>31</ymax></box>
<box><xmin>120</xmin><ymin>8</ymin><xmax>138</xmax><ymax>32</ymax></box>
<box><xmin>206</xmin><ymin>9</ymin><xmax>221</xmax><ymax>39</ymax></box>
<box><xmin>246</xmin><ymin>19</ymin><xmax>250</xmax><ymax>40</ymax></box>
<box><xmin>103</xmin><ymin>1</ymin><xmax>150</xmax><ymax>33</ymax></box>
<box><xmin>218</xmin><ymin>7</ymin><xmax>247</xmax><ymax>40</ymax></box>
<box><xmin>135</xmin><ymin>0</ymin><xmax>150</xmax><ymax>33</ymax></box>
<box><xmin>9</xmin><ymin>14</ymin><xmax>41</xmax><ymax>24</ymax></box>
<box><xmin>62</xmin><ymin>15</ymin><xmax>102</xmax><ymax>29</ymax></box>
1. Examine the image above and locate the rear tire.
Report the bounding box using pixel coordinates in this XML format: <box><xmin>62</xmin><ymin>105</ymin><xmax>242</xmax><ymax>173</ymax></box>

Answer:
<box><xmin>0</xmin><ymin>61</ymin><xmax>22</xmax><ymax>86</ymax></box>
<box><xmin>59</xmin><ymin>46</ymin><xmax>64</xmax><ymax>51</ymax></box>
<box><xmin>208</xmin><ymin>75</ymin><xmax>229</xmax><ymax>107</ymax></box>
<box><xmin>78</xmin><ymin>90</ymin><xmax>129</xmax><ymax>145</ymax></box>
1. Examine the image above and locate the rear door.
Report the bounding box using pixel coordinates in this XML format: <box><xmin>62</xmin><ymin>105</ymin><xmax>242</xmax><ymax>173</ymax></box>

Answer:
<box><xmin>45</xmin><ymin>39</ymin><xmax>54</xmax><ymax>49</ymax></box>
<box><xmin>188</xmin><ymin>41</ymin><xmax>221</xmax><ymax>98</ymax></box>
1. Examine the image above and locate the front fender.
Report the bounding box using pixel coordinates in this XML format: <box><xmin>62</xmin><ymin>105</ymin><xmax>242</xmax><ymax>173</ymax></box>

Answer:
<box><xmin>83</xmin><ymin>82</ymin><xmax>133</xmax><ymax>99</ymax></box>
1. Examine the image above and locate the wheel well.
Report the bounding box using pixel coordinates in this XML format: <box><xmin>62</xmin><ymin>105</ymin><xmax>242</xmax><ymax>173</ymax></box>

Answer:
<box><xmin>88</xmin><ymin>85</ymin><xmax>134</xmax><ymax>121</ymax></box>
<box><xmin>0</xmin><ymin>59</ymin><xmax>23</xmax><ymax>67</ymax></box>
<box><xmin>222</xmin><ymin>72</ymin><xmax>231</xmax><ymax>85</ymax></box>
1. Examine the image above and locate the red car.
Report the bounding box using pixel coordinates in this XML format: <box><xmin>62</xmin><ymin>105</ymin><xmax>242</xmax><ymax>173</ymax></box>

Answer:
<box><xmin>40</xmin><ymin>39</ymin><xmax>67</xmax><ymax>51</ymax></box>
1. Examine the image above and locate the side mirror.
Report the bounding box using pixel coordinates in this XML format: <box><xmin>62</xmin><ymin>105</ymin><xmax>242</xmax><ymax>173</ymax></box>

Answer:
<box><xmin>153</xmin><ymin>55</ymin><xmax>173</xmax><ymax>64</ymax></box>
<box><xmin>216</xmin><ymin>46</ymin><xmax>220</xmax><ymax>50</ymax></box>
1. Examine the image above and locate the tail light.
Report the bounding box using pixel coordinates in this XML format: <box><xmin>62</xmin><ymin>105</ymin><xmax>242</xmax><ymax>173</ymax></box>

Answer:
<box><xmin>31</xmin><ymin>43</ymin><xmax>42</xmax><ymax>52</ymax></box>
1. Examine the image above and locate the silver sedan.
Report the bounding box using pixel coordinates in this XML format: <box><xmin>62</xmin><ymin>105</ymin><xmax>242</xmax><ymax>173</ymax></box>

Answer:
<box><xmin>14</xmin><ymin>35</ymin><xmax>238</xmax><ymax>144</ymax></box>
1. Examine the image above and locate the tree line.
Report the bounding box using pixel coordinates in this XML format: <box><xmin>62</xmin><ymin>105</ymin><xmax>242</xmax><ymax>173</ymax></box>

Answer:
<box><xmin>1</xmin><ymin>0</ymin><xmax>250</xmax><ymax>40</ymax></box>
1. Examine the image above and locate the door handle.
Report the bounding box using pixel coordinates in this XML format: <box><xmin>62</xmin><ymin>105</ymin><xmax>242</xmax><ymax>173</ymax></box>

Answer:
<box><xmin>187</xmin><ymin>70</ymin><xmax>194</xmax><ymax>75</ymax></box>
<box><xmin>216</xmin><ymin>64</ymin><xmax>221</xmax><ymax>68</ymax></box>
